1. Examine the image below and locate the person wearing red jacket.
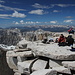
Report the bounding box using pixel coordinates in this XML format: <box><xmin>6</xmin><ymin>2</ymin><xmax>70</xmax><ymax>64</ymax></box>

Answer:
<box><xmin>58</xmin><ymin>34</ymin><xmax>66</xmax><ymax>46</ymax></box>
<box><xmin>68</xmin><ymin>28</ymin><xmax>74</xmax><ymax>34</ymax></box>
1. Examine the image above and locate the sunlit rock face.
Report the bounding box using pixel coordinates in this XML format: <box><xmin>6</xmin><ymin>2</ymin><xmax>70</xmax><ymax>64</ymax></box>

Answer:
<box><xmin>0</xmin><ymin>29</ymin><xmax>21</xmax><ymax>45</ymax></box>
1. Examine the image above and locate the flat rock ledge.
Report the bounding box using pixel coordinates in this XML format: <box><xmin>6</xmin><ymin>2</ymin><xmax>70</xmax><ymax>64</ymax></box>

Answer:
<box><xmin>30</xmin><ymin>69</ymin><xmax>57</xmax><ymax>75</ymax></box>
<box><xmin>5</xmin><ymin>41</ymin><xmax>75</xmax><ymax>75</ymax></box>
<box><xmin>27</xmin><ymin>42</ymin><xmax>75</xmax><ymax>60</ymax></box>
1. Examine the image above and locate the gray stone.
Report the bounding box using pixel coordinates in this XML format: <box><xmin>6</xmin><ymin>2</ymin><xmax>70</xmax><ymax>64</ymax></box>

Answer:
<box><xmin>52</xmin><ymin>66</ymin><xmax>71</xmax><ymax>74</ymax></box>
<box><xmin>17</xmin><ymin>44</ymin><xmax>27</xmax><ymax>49</ymax></box>
<box><xmin>30</xmin><ymin>69</ymin><xmax>57</xmax><ymax>75</ymax></box>
<box><xmin>49</xmin><ymin>60</ymin><xmax>62</xmax><ymax>68</ymax></box>
<box><xmin>17</xmin><ymin>58</ymin><xmax>38</xmax><ymax>74</ymax></box>
<box><xmin>13</xmin><ymin>69</ymin><xmax>21</xmax><ymax>75</ymax></box>
<box><xmin>62</xmin><ymin>61</ymin><xmax>75</xmax><ymax>70</ymax></box>
<box><xmin>14</xmin><ymin>72</ymin><xmax>21</xmax><ymax>75</ymax></box>
<box><xmin>31</xmin><ymin>59</ymin><xmax>48</xmax><ymax>71</ymax></box>
<box><xmin>27</xmin><ymin>43</ymin><xmax>75</xmax><ymax>60</ymax></box>
<box><xmin>17</xmin><ymin>56</ymin><xmax>27</xmax><ymax>62</ymax></box>
<box><xmin>6</xmin><ymin>50</ymin><xmax>33</xmax><ymax>57</ymax></box>
<box><xmin>6</xmin><ymin>57</ymin><xmax>18</xmax><ymax>70</ymax></box>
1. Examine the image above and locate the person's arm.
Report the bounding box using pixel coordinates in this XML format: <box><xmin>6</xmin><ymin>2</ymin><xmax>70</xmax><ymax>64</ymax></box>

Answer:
<box><xmin>58</xmin><ymin>38</ymin><xmax>60</xmax><ymax>43</ymax></box>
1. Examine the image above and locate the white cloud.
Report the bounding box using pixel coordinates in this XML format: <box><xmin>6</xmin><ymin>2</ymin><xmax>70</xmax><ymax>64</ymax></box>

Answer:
<box><xmin>64</xmin><ymin>19</ymin><xmax>74</xmax><ymax>23</ymax></box>
<box><xmin>24</xmin><ymin>21</ymin><xmax>41</xmax><ymax>24</ymax></box>
<box><xmin>0</xmin><ymin>14</ymin><xmax>11</xmax><ymax>17</ymax></box>
<box><xmin>51</xmin><ymin>4</ymin><xmax>75</xmax><ymax>7</ymax></box>
<box><xmin>20</xmin><ymin>20</ymin><xmax>24</xmax><ymax>23</ymax></box>
<box><xmin>14</xmin><ymin>21</ymin><xmax>40</xmax><ymax>25</ymax></box>
<box><xmin>0</xmin><ymin>11</ymin><xmax>26</xmax><ymax>19</ymax></box>
<box><xmin>29</xmin><ymin>9</ymin><xmax>45</xmax><ymax>15</ymax></box>
<box><xmin>0</xmin><ymin>0</ymin><xmax>5</xmax><ymax>3</ymax></box>
<box><xmin>12</xmin><ymin>11</ymin><xmax>26</xmax><ymax>18</ymax></box>
<box><xmin>0</xmin><ymin>4</ymin><xmax>26</xmax><ymax>11</ymax></box>
<box><xmin>65</xmin><ymin>16</ymin><xmax>73</xmax><ymax>18</ymax></box>
<box><xmin>20</xmin><ymin>21</ymin><xmax>41</xmax><ymax>25</ymax></box>
<box><xmin>15</xmin><ymin>22</ymin><xmax>19</xmax><ymax>24</ymax></box>
<box><xmin>56</xmin><ymin>4</ymin><xmax>70</xmax><ymax>7</ymax></box>
<box><xmin>32</xmin><ymin>3</ymin><xmax>50</xmax><ymax>9</ymax></box>
<box><xmin>0</xmin><ymin>14</ymin><xmax>11</xmax><ymax>19</ymax></box>
<box><xmin>53</xmin><ymin>10</ymin><xmax>61</xmax><ymax>12</ymax></box>
<box><xmin>50</xmin><ymin>21</ymin><xmax>57</xmax><ymax>24</ymax></box>
<box><xmin>20</xmin><ymin>20</ymin><xmax>24</xmax><ymax>24</ymax></box>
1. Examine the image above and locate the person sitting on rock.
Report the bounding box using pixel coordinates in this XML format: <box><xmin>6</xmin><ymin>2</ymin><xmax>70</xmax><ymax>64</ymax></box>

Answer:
<box><xmin>68</xmin><ymin>28</ymin><xmax>74</xmax><ymax>34</ymax></box>
<box><xmin>58</xmin><ymin>34</ymin><xmax>66</xmax><ymax>46</ymax></box>
<box><xmin>66</xmin><ymin>35</ymin><xmax>74</xmax><ymax>46</ymax></box>
<box><xmin>42</xmin><ymin>37</ymin><xmax>48</xmax><ymax>44</ymax></box>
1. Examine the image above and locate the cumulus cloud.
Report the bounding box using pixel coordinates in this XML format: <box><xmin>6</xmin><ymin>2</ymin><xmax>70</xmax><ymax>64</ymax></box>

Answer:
<box><xmin>53</xmin><ymin>10</ymin><xmax>61</xmax><ymax>12</ymax></box>
<box><xmin>32</xmin><ymin>3</ymin><xmax>50</xmax><ymax>9</ymax></box>
<box><xmin>50</xmin><ymin>21</ymin><xmax>57</xmax><ymax>24</ymax></box>
<box><xmin>0</xmin><ymin>4</ymin><xmax>26</xmax><ymax>11</ymax></box>
<box><xmin>65</xmin><ymin>16</ymin><xmax>73</xmax><ymax>18</ymax></box>
<box><xmin>0</xmin><ymin>11</ymin><xmax>26</xmax><ymax>19</ymax></box>
<box><xmin>20</xmin><ymin>20</ymin><xmax>24</xmax><ymax>23</ymax></box>
<box><xmin>29</xmin><ymin>9</ymin><xmax>46</xmax><ymax>15</ymax></box>
<box><xmin>20</xmin><ymin>20</ymin><xmax>24</xmax><ymax>24</ymax></box>
<box><xmin>64</xmin><ymin>19</ymin><xmax>74</xmax><ymax>23</ymax></box>
<box><xmin>15</xmin><ymin>22</ymin><xmax>19</xmax><ymax>24</ymax></box>
<box><xmin>26</xmin><ymin>21</ymin><xmax>40</xmax><ymax>24</ymax></box>
<box><xmin>12</xmin><ymin>11</ymin><xmax>26</xmax><ymax>18</ymax></box>
<box><xmin>14</xmin><ymin>21</ymin><xmax>41</xmax><ymax>25</ymax></box>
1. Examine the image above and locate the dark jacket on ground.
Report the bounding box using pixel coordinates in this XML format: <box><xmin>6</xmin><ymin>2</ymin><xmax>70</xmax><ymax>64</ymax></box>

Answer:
<box><xmin>66</xmin><ymin>36</ymin><xmax>74</xmax><ymax>46</ymax></box>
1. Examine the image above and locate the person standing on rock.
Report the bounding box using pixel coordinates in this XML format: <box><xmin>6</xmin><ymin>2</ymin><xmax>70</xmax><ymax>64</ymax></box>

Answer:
<box><xmin>58</xmin><ymin>34</ymin><xmax>66</xmax><ymax>46</ymax></box>
<box><xmin>68</xmin><ymin>28</ymin><xmax>74</xmax><ymax>34</ymax></box>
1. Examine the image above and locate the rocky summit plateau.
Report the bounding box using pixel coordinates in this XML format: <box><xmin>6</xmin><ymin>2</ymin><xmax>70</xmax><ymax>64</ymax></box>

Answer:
<box><xmin>0</xmin><ymin>28</ymin><xmax>75</xmax><ymax>75</ymax></box>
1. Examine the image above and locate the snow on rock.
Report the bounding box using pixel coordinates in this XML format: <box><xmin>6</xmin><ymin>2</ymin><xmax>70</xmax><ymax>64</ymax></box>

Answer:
<box><xmin>0</xmin><ymin>44</ymin><xmax>16</xmax><ymax>51</ymax></box>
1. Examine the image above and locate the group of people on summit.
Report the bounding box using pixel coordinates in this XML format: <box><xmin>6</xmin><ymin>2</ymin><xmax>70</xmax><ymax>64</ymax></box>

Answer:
<box><xmin>58</xmin><ymin>28</ymin><xmax>74</xmax><ymax>47</ymax></box>
<box><xmin>58</xmin><ymin>34</ymin><xmax>74</xmax><ymax>46</ymax></box>
<box><xmin>42</xmin><ymin>28</ymin><xmax>75</xmax><ymax>47</ymax></box>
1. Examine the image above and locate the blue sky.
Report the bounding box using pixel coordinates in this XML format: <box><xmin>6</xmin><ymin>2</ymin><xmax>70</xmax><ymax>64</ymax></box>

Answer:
<box><xmin>0</xmin><ymin>0</ymin><xmax>75</xmax><ymax>28</ymax></box>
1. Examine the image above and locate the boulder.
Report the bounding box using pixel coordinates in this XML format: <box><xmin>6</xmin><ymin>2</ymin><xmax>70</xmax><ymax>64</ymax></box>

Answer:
<box><xmin>52</xmin><ymin>66</ymin><xmax>71</xmax><ymax>74</ymax></box>
<box><xmin>62</xmin><ymin>61</ymin><xmax>75</xmax><ymax>70</ymax></box>
<box><xmin>6</xmin><ymin>57</ymin><xmax>18</xmax><ymax>70</ymax></box>
<box><xmin>49</xmin><ymin>60</ymin><xmax>62</xmax><ymax>68</ymax></box>
<box><xmin>27</xmin><ymin>43</ymin><xmax>75</xmax><ymax>60</ymax></box>
<box><xmin>6</xmin><ymin>50</ymin><xmax>33</xmax><ymax>57</ymax></box>
<box><xmin>30</xmin><ymin>69</ymin><xmax>57</xmax><ymax>75</ymax></box>
<box><xmin>17</xmin><ymin>58</ymin><xmax>38</xmax><ymax>74</ymax></box>
<box><xmin>31</xmin><ymin>59</ymin><xmax>48</xmax><ymax>71</ymax></box>
<box><xmin>17</xmin><ymin>44</ymin><xmax>27</xmax><ymax>49</ymax></box>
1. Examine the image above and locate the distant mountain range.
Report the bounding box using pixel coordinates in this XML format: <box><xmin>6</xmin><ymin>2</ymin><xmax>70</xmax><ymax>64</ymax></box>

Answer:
<box><xmin>6</xmin><ymin>25</ymin><xmax>75</xmax><ymax>32</ymax></box>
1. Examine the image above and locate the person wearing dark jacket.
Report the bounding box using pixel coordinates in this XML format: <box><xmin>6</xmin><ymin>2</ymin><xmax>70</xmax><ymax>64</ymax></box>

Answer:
<box><xmin>66</xmin><ymin>35</ymin><xmax>74</xmax><ymax>46</ymax></box>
